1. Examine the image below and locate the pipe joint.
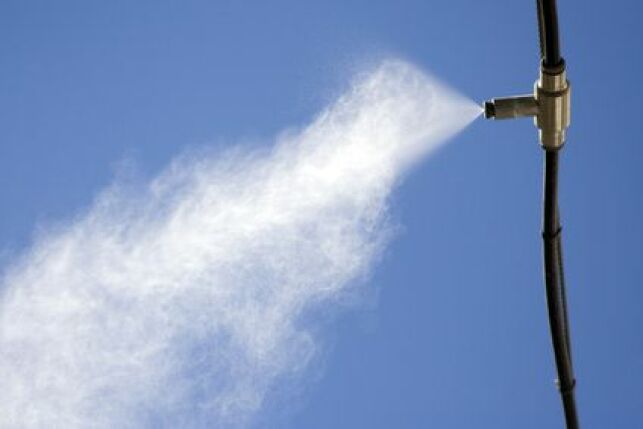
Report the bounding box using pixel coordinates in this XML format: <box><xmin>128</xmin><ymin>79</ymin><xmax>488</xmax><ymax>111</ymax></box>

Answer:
<box><xmin>484</xmin><ymin>67</ymin><xmax>571</xmax><ymax>150</ymax></box>
<box><xmin>535</xmin><ymin>68</ymin><xmax>570</xmax><ymax>150</ymax></box>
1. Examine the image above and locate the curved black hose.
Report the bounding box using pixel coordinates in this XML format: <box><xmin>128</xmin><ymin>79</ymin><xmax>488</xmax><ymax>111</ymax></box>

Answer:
<box><xmin>556</xmin><ymin>224</ymin><xmax>573</xmax><ymax>366</ymax></box>
<box><xmin>536</xmin><ymin>0</ymin><xmax>562</xmax><ymax>68</ymax></box>
<box><xmin>542</xmin><ymin>151</ymin><xmax>579</xmax><ymax>429</ymax></box>
<box><xmin>536</xmin><ymin>1</ymin><xmax>579</xmax><ymax>427</ymax></box>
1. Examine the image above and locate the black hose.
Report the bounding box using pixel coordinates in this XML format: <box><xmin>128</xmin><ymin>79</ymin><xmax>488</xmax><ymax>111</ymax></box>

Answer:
<box><xmin>535</xmin><ymin>1</ymin><xmax>579</xmax><ymax>426</ymax></box>
<box><xmin>536</xmin><ymin>0</ymin><xmax>562</xmax><ymax>68</ymax></box>
<box><xmin>556</xmin><ymin>223</ymin><xmax>573</xmax><ymax>366</ymax></box>
<box><xmin>542</xmin><ymin>151</ymin><xmax>579</xmax><ymax>429</ymax></box>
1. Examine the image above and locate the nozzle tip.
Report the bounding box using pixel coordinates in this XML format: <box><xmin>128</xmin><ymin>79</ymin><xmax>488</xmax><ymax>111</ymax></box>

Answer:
<box><xmin>484</xmin><ymin>101</ymin><xmax>495</xmax><ymax>119</ymax></box>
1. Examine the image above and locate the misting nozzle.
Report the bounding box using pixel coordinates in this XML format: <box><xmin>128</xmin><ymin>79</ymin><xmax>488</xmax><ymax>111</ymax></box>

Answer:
<box><xmin>484</xmin><ymin>95</ymin><xmax>538</xmax><ymax>120</ymax></box>
<box><xmin>484</xmin><ymin>67</ymin><xmax>571</xmax><ymax>150</ymax></box>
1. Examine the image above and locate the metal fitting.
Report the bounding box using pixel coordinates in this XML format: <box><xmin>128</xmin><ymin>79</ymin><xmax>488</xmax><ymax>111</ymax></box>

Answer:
<box><xmin>484</xmin><ymin>67</ymin><xmax>571</xmax><ymax>150</ymax></box>
<box><xmin>535</xmin><ymin>68</ymin><xmax>570</xmax><ymax>149</ymax></box>
<box><xmin>484</xmin><ymin>95</ymin><xmax>538</xmax><ymax>120</ymax></box>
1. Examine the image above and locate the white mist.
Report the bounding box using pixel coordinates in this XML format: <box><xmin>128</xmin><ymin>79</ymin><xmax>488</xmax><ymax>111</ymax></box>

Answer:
<box><xmin>0</xmin><ymin>60</ymin><xmax>479</xmax><ymax>428</ymax></box>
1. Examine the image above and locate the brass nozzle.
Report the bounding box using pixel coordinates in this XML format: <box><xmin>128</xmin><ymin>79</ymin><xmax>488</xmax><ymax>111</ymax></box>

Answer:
<box><xmin>484</xmin><ymin>95</ymin><xmax>538</xmax><ymax>120</ymax></box>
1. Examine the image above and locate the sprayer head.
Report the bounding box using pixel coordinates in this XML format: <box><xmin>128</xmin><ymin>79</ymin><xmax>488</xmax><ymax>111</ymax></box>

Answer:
<box><xmin>483</xmin><ymin>95</ymin><xmax>538</xmax><ymax>120</ymax></box>
<box><xmin>484</xmin><ymin>65</ymin><xmax>571</xmax><ymax>150</ymax></box>
<box><xmin>483</xmin><ymin>101</ymin><xmax>496</xmax><ymax>119</ymax></box>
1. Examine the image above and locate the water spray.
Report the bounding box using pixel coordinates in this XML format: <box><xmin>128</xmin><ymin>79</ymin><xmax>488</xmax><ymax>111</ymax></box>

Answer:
<box><xmin>0</xmin><ymin>61</ymin><xmax>480</xmax><ymax>428</ymax></box>
<box><xmin>484</xmin><ymin>1</ymin><xmax>579</xmax><ymax>428</ymax></box>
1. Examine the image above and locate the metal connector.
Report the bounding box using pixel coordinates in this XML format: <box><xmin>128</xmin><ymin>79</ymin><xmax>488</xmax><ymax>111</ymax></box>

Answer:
<box><xmin>535</xmin><ymin>68</ymin><xmax>570</xmax><ymax>150</ymax></box>
<box><xmin>484</xmin><ymin>95</ymin><xmax>538</xmax><ymax>120</ymax></box>
<box><xmin>484</xmin><ymin>67</ymin><xmax>571</xmax><ymax>150</ymax></box>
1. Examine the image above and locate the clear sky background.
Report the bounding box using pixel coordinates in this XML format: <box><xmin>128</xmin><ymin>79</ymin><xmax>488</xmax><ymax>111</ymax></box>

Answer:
<box><xmin>1</xmin><ymin>0</ymin><xmax>642</xmax><ymax>428</ymax></box>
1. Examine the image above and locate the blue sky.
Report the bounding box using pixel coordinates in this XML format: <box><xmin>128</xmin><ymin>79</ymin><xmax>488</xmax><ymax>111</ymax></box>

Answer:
<box><xmin>1</xmin><ymin>0</ymin><xmax>642</xmax><ymax>427</ymax></box>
